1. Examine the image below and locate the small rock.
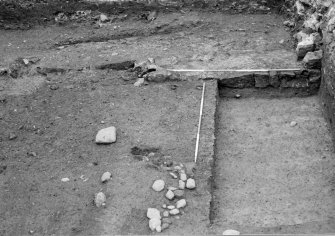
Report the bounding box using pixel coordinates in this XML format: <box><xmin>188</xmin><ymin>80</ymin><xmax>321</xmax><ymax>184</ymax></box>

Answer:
<box><xmin>162</xmin><ymin>217</ymin><xmax>172</xmax><ymax>224</ymax></box>
<box><xmin>174</xmin><ymin>190</ymin><xmax>184</xmax><ymax>198</ymax></box>
<box><xmin>152</xmin><ymin>179</ymin><xmax>165</xmax><ymax>192</ymax></box>
<box><xmin>100</xmin><ymin>14</ymin><xmax>109</xmax><ymax>22</ymax></box>
<box><xmin>134</xmin><ymin>78</ymin><xmax>145</xmax><ymax>87</ymax></box>
<box><xmin>49</xmin><ymin>84</ymin><xmax>59</xmax><ymax>90</ymax></box>
<box><xmin>163</xmin><ymin>211</ymin><xmax>169</xmax><ymax>217</ymax></box>
<box><xmin>296</xmin><ymin>35</ymin><xmax>315</xmax><ymax>59</ymax></box>
<box><xmin>179</xmin><ymin>180</ymin><xmax>185</xmax><ymax>189</ymax></box>
<box><xmin>9</xmin><ymin>133</ymin><xmax>17</xmax><ymax>140</ymax></box>
<box><xmin>167</xmin><ymin>205</ymin><xmax>175</xmax><ymax>210</ymax></box>
<box><xmin>168</xmin><ymin>186</ymin><xmax>177</xmax><ymax>191</ymax></box>
<box><xmin>169</xmin><ymin>209</ymin><xmax>180</xmax><ymax>215</ymax></box>
<box><xmin>174</xmin><ymin>166</ymin><xmax>182</xmax><ymax>171</ymax></box>
<box><xmin>161</xmin><ymin>223</ymin><xmax>170</xmax><ymax>230</ymax></box>
<box><xmin>101</xmin><ymin>171</ymin><xmax>112</xmax><ymax>183</ymax></box>
<box><xmin>279</xmin><ymin>39</ymin><xmax>285</xmax><ymax>44</ymax></box>
<box><xmin>303</xmin><ymin>50</ymin><xmax>323</xmax><ymax>69</ymax></box>
<box><xmin>149</xmin><ymin>218</ymin><xmax>161</xmax><ymax>231</ymax></box>
<box><xmin>283</xmin><ymin>20</ymin><xmax>294</xmax><ymax>27</ymax></box>
<box><xmin>162</xmin><ymin>204</ymin><xmax>167</xmax><ymax>209</ymax></box>
<box><xmin>180</xmin><ymin>173</ymin><xmax>187</xmax><ymax>181</ymax></box>
<box><xmin>165</xmin><ymin>190</ymin><xmax>175</xmax><ymax>200</ymax></box>
<box><xmin>27</xmin><ymin>151</ymin><xmax>37</xmax><ymax>157</ymax></box>
<box><xmin>222</xmin><ymin>229</ymin><xmax>240</xmax><ymax>235</ymax></box>
<box><xmin>235</xmin><ymin>94</ymin><xmax>241</xmax><ymax>99</ymax></box>
<box><xmin>186</xmin><ymin>178</ymin><xmax>196</xmax><ymax>189</ymax></box>
<box><xmin>94</xmin><ymin>192</ymin><xmax>106</xmax><ymax>207</ymax></box>
<box><xmin>169</xmin><ymin>172</ymin><xmax>178</xmax><ymax>179</ymax></box>
<box><xmin>61</xmin><ymin>177</ymin><xmax>70</xmax><ymax>182</ymax></box>
<box><xmin>95</xmin><ymin>126</ymin><xmax>116</xmax><ymax>144</ymax></box>
<box><xmin>290</xmin><ymin>121</ymin><xmax>297</xmax><ymax>127</ymax></box>
<box><xmin>147</xmin><ymin>208</ymin><xmax>161</xmax><ymax>219</ymax></box>
<box><xmin>156</xmin><ymin>225</ymin><xmax>162</xmax><ymax>233</ymax></box>
<box><xmin>176</xmin><ymin>199</ymin><xmax>187</xmax><ymax>209</ymax></box>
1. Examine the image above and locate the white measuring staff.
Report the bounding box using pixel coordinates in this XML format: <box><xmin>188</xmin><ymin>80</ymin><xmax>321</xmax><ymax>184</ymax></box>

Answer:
<box><xmin>195</xmin><ymin>82</ymin><xmax>206</xmax><ymax>163</ymax></box>
<box><xmin>167</xmin><ymin>68</ymin><xmax>302</xmax><ymax>73</ymax></box>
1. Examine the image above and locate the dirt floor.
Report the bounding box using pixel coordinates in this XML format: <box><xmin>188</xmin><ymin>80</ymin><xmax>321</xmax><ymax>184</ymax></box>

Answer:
<box><xmin>0</xmin><ymin>1</ymin><xmax>334</xmax><ymax>235</ymax></box>
<box><xmin>212</xmin><ymin>89</ymin><xmax>335</xmax><ymax>234</ymax></box>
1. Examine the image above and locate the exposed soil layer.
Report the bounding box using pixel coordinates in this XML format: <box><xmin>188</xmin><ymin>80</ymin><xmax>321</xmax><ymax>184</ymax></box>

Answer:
<box><xmin>211</xmin><ymin>89</ymin><xmax>335</xmax><ymax>234</ymax></box>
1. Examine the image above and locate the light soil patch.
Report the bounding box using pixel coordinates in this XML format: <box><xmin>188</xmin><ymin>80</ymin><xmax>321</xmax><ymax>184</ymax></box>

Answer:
<box><xmin>212</xmin><ymin>90</ymin><xmax>335</xmax><ymax>234</ymax></box>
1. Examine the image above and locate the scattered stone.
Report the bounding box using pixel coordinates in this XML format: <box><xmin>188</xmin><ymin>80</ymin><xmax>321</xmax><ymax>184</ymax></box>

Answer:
<box><xmin>290</xmin><ymin>121</ymin><xmax>298</xmax><ymax>127</ymax></box>
<box><xmin>279</xmin><ymin>39</ymin><xmax>285</xmax><ymax>44</ymax></box>
<box><xmin>179</xmin><ymin>180</ymin><xmax>185</xmax><ymax>190</ymax></box>
<box><xmin>169</xmin><ymin>172</ymin><xmax>178</xmax><ymax>179</ymax></box>
<box><xmin>149</xmin><ymin>218</ymin><xmax>161</xmax><ymax>231</ymax></box>
<box><xmin>95</xmin><ymin>126</ymin><xmax>116</xmax><ymax>144</ymax></box>
<box><xmin>235</xmin><ymin>94</ymin><xmax>241</xmax><ymax>99</ymax></box>
<box><xmin>180</xmin><ymin>173</ymin><xmax>187</xmax><ymax>181</ymax></box>
<box><xmin>169</xmin><ymin>209</ymin><xmax>180</xmax><ymax>215</ymax></box>
<box><xmin>152</xmin><ymin>179</ymin><xmax>165</xmax><ymax>192</ymax></box>
<box><xmin>162</xmin><ymin>217</ymin><xmax>172</xmax><ymax>224</ymax></box>
<box><xmin>9</xmin><ymin>133</ymin><xmax>17</xmax><ymax>140</ymax></box>
<box><xmin>162</xmin><ymin>204</ymin><xmax>167</xmax><ymax>209</ymax></box>
<box><xmin>165</xmin><ymin>190</ymin><xmax>175</xmax><ymax>200</ymax></box>
<box><xmin>303</xmin><ymin>50</ymin><xmax>323</xmax><ymax>69</ymax></box>
<box><xmin>94</xmin><ymin>192</ymin><xmax>106</xmax><ymax>207</ymax></box>
<box><xmin>186</xmin><ymin>178</ymin><xmax>196</xmax><ymax>189</ymax></box>
<box><xmin>101</xmin><ymin>171</ymin><xmax>112</xmax><ymax>183</ymax></box>
<box><xmin>176</xmin><ymin>199</ymin><xmax>187</xmax><ymax>209</ymax></box>
<box><xmin>161</xmin><ymin>223</ymin><xmax>170</xmax><ymax>230</ymax></box>
<box><xmin>163</xmin><ymin>211</ymin><xmax>169</xmax><ymax>217</ymax></box>
<box><xmin>167</xmin><ymin>205</ymin><xmax>175</xmax><ymax>210</ymax></box>
<box><xmin>296</xmin><ymin>35</ymin><xmax>315</xmax><ymax>59</ymax></box>
<box><xmin>134</xmin><ymin>78</ymin><xmax>145</xmax><ymax>87</ymax></box>
<box><xmin>222</xmin><ymin>229</ymin><xmax>240</xmax><ymax>235</ymax></box>
<box><xmin>61</xmin><ymin>177</ymin><xmax>70</xmax><ymax>182</ymax></box>
<box><xmin>156</xmin><ymin>225</ymin><xmax>162</xmax><ymax>233</ymax></box>
<box><xmin>100</xmin><ymin>14</ymin><xmax>109</xmax><ymax>22</ymax></box>
<box><xmin>147</xmin><ymin>208</ymin><xmax>161</xmax><ymax>219</ymax></box>
<box><xmin>173</xmin><ymin>190</ymin><xmax>185</xmax><ymax>198</ymax></box>
<box><xmin>27</xmin><ymin>151</ymin><xmax>37</xmax><ymax>157</ymax></box>
<box><xmin>168</xmin><ymin>186</ymin><xmax>177</xmax><ymax>191</ymax></box>
<box><xmin>49</xmin><ymin>84</ymin><xmax>59</xmax><ymax>90</ymax></box>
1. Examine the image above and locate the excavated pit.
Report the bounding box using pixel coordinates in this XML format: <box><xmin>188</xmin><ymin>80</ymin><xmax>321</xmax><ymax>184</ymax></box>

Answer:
<box><xmin>209</xmin><ymin>84</ymin><xmax>335</xmax><ymax>234</ymax></box>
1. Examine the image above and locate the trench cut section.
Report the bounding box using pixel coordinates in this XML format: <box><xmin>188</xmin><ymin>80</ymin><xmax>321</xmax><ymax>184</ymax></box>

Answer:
<box><xmin>210</xmin><ymin>87</ymin><xmax>335</xmax><ymax>234</ymax></box>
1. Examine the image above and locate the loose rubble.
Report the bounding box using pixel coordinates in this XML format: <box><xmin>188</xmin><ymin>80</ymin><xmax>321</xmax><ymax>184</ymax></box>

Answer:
<box><xmin>165</xmin><ymin>190</ymin><xmax>175</xmax><ymax>200</ymax></box>
<box><xmin>222</xmin><ymin>229</ymin><xmax>240</xmax><ymax>235</ymax></box>
<box><xmin>147</xmin><ymin>208</ymin><xmax>161</xmax><ymax>219</ymax></box>
<box><xmin>186</xmin><ymin>178</ymin><xmax>196</xmax><ymax>189</ymax></box>
<box><xmin>169</xmin><ymin>208</ymin><xmax>180</xmax><ymax>215</ymax></box>
<box><xmin>176</xmin><ymin>199</ymin><xmax>187</xmax><ymax>209</ymax></box>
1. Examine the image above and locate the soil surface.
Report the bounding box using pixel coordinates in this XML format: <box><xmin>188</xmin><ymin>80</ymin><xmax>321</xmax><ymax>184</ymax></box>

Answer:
<box><xmin>212</xmin><ymin>90</ymin><xmax>335</xmax><ymax>234</ymax></box>
<box><xmin>0</xmin><ymin>2</ymin><xmax>331</xmax><ymax>235</ymax></box>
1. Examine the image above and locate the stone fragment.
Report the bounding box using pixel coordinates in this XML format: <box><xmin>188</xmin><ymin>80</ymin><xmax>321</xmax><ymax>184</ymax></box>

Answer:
<box><xmin>303</xmin><ymin>13</ymin><xmax>321</xmax><ymax>32</ymax></box>
<box><xmin>222</xmin><ymin>229</ymin><xmax>240</xmax><ymax>235</ymax></box>
<box><xmin>162</xmin><ymin>204</ymin><xmax>167</xmax><ymax>209</ymax></box>
<box><xmin>173</xmin><ymin>190</ymin><xmax>184</xmax><ymax>198</ymax></box>
<box><xmin>162</xmin><ymin>217</ymin><xmax>172</xmax><ymax>224</ymax></box>
<box><xmin>152</xmin><ymin>179</ymin><xmax>165</xmax><ymax>192</ymax></box>
<box><xmin>100</xmin><ymin>14</ymin><xmax>109</xmax><ymax>22</ymax></box>
<box><xmin>163</xmin><ymin>211</ymin><xmax>169</xmax><ymax>217</ymax></box>
<box><xmin>186</xmin><ymin>178</ymin><xmax>196</xmax><ymax>189</ymax></box>
<box><xmin>168</xmin><ymin>186</ymin><xmax>178</xmax><ymax>191</ymax></box>
<box><xmin>169</xmin><ymin>209</ymin><xmax>180</xmax><ymax>215</ymax></box>
<box><xmin>95</xmin><ymin>126</ymin><xmax>116</xmax><ymax>144</ymax></box>
<box><xmin>61</xmin><ymin>177</ymin><xmax>70</xmax><ymax>182</ymax></box>
<box><xmin>9</xmin><ymin>133</ymin><xmax>17</xmax><ymax>140</ymax></box>
<box><xmin>179</xmin><ymin>180</ymin><xmax>185</xmax><ymax>190</ymax></box>
<box><xmin>147</xmin><ymin>208</ymin><xmax>161</xmax><ymax>219</ymax></box>
<box><xmin>176</xmin><ymin>199</ymin><xmax>187</xmax><ymax>209</ymax></box>
<box><xmin>296</xmin><ymin>35</ymin><xmax>315</xmax><ymax>59</ymax></box>
<box><xmin>180</xmin><ymin>173</ymin><xmax>187</xmax><ymax>181</ymax></box>
<box><xmin>161</xmin><ymin>223</ymin><xmax>170</xmax><ymax>230</ymax></box>
<box><xmin>290</xmin><ymin>121</ymin><xmax>298</xmax><ymax>127</ymax></box>
<box><xmin>303</xmin><ymin>50</ymin><xmax>323</xmax><ymax>69</ymax></box>
<box><xmin>169</xmin><ymin>172</ymin><xmax>178</xmax><ymax>179</ymax></box>
<box><xmin>94</xmin><ymin>192</ymin><xmax>106</xmax><ymax>207</ymax></box>
<box><xmin>149</xmin><ymin>218</ymin><xmax>161</xmax><ymax>231</ymax></box>
<box><xmin>156</xmin><ymin>225</ymin><xmax>162</xmax><ymax>233</ymax></box>
<box><xmin>167</xmin><ymin>205</ymin><xmax>175</xmax><ymax>210</ymax></box>
<box><xmin>101</xmin><ymin>172</ymin><xmax>112</xmax><ymax>183</ymax></box>
<box><xmin>165</xmin><ymin>190</ymin><xmax>175</xmax><ymax>200</ymax></box>
<box><xmin>134</xmin><ymin>78</ymin><xmax>145</xmax><ymax>87</ymax></box>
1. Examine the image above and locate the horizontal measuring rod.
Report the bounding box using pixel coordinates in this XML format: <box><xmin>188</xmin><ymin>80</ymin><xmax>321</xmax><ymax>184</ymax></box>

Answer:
<box><xmin>167</xmin><ymin>68</ymin><xmax>303</xmax><ymax>73</ymax></box>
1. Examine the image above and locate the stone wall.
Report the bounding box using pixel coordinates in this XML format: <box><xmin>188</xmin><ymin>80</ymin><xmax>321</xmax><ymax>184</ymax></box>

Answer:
<box><xmin>290</xmin><ymin>0</ymin><xmax>335</xmax><ymax>141</ymax></box>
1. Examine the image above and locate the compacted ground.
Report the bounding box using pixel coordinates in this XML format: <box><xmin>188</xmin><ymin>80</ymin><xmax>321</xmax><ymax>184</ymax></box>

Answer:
<box><xmin>0</xmin><ymin>1</ymin><xmax>333</xmax><ymax>235</ymax></box>
<box><xmin>212</xmin><ymin>89</ymin><xmax>335</xmax><ymax>234</ymax></box>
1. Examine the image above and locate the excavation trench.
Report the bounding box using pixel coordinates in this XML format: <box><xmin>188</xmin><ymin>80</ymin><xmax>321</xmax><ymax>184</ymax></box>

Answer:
<box><xmin>206</xmin><ymin>77</ymin><xmax>335</xmax><ymax>234</ymax></box>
